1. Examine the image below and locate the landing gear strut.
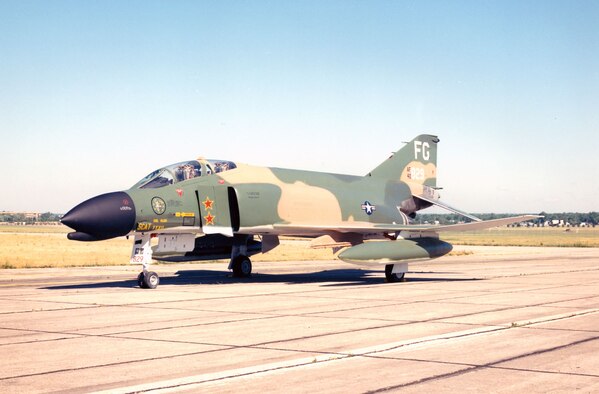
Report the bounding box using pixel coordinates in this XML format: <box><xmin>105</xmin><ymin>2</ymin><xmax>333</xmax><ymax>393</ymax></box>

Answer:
<box><xmin>385</xmin><ymin>264</ymin><xmax>406</xmax><ymax>283</ymax></box>
<box><xmin>131</xmin><ymin>234</ymin><xmax>160</xmax><ymax>289</ymax></box>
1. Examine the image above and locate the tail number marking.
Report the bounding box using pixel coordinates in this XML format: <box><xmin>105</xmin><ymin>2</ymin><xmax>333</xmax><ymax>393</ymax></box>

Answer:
<box><xmin>414</xmin><ymin>141</ymin><xmax>430</xmax><ymax>161</ymax></box>
<box><xmin>407</xmin><ymin>166</ymin><xmax>425</xmax><ymax>180</ymax></box>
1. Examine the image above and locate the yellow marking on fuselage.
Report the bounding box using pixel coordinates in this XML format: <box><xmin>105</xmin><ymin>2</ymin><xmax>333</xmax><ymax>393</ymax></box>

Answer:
<box><xmin>175</xmin><ymin>212</ymin><xmax>195</xmax><ymax>218</ymax></box>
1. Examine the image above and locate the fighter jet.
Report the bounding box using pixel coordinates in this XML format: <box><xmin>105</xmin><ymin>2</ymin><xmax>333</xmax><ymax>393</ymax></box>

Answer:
<box><xmin>61</xmin><ymin>135</ymin><xmax>537</xmax><ymax>288</ymax></box>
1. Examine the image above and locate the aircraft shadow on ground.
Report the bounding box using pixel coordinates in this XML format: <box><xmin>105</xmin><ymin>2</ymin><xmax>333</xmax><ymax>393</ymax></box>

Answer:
<box><xmin>43</xmin><ymin>269</ymin><xmax>479</xmax><ymax>290</ymax></box>
<box><xmin>43</xmin><ymin>278</ymin><xmax>140</xmax><ymax>290</ymax></box>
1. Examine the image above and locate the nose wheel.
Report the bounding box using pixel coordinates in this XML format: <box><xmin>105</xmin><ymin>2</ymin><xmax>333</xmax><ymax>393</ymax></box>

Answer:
<box><xmin>138</xmin><ymin>271</ymin><xmax>160</xmax><ymax>289</ymax></box>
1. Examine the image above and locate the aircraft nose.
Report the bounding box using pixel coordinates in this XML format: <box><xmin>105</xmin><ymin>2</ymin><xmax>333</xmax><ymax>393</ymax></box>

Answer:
<box><xmin>61</xmin><ymin>191</ymin><xmax>136</xmax><ymax>241</ymax></box>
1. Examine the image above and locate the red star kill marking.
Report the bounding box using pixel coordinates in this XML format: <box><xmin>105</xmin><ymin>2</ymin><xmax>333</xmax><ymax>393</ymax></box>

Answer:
<box><xmin>176</xmin><ymin>189</ymin><xmax>183</xmax><ymax>197</ymax></box>
<box><xmin>202</xmin><ymin>197</ymin><xmax>214</xmax><ymax>210</ymax></box>
<box><xmin>204</xmin><ymin>213</ymin><xmax>215</xmax><ymax>225</ymax></box>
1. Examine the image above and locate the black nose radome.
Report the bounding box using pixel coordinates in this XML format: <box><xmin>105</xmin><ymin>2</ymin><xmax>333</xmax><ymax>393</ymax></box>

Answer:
<box><xmin>61</xmin><ymin>191</ymin><xmax>136</xmax><ymax>241</ymax></box>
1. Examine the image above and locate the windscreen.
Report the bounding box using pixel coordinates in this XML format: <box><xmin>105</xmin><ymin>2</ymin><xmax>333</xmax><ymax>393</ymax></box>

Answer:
<box><xmin>133</xmin><ymin>161</ymin><xmax>202</xmax><ymax>189</ymax></box>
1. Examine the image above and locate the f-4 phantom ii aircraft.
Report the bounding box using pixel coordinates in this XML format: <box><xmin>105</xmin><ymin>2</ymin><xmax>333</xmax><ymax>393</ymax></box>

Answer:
<box><xmin>62</xmin><ymin>135</ymin><xmax>538</xmax><ymax>289</ymax></box>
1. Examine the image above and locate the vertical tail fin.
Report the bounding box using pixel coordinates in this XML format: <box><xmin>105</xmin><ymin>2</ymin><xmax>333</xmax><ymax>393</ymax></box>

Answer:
<box><xmin>368</xmin><ymin>134</ymin><xmax>439</xmax><ymax>188</ymax></box>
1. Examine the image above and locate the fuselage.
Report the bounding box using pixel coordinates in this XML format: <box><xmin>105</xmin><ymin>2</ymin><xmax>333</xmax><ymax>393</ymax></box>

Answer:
<box><xmin>62</xmin><ymin>160</ymin><xmax>419</xmax><ymax>241</ymax></box>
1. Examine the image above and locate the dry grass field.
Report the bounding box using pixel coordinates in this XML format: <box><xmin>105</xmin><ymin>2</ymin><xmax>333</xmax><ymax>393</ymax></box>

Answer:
<box><xmin>0</xmin><ymin>225</ymin><xmax>334</xmax><ymax>268</ymax></box>
<box><xmin>441</xmin><ymin>226</ymin><xmax>599</xmax><ymax>247</ymax></box>
<box><xmin>0</xmin><ymin>225</ymin><xmax>597</xmax><ymax>268</ymax></box>
<box><xmin>0</xmin><ymin>230</ymin><xmax>131</xmax><ymax>268</ymax></box>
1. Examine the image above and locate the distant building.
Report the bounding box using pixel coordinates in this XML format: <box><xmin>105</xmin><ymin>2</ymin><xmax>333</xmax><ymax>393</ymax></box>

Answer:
<box><xmin>543</xmin><ymin>219</ymin><xmax>571</xmax><ymax>227</ymax></box>
<box><xmin>0</xmin><ymin>211</ymin><xmax>41</xmax><ymax>221</ymax></box>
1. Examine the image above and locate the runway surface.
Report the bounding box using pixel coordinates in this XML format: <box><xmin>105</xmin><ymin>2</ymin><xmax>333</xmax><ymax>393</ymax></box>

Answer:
<box><xmin>1</xmin><ymin>246</ymin><xmax>598</xmax><ymax>393</ymax></box>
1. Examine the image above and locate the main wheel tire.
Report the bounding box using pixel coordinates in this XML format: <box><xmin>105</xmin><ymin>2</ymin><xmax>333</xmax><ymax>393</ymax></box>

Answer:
<box><xmin>385</xmin><ymin>264</ymin><xmax>405</xmax><ymax>283</ymax></box>
<box><xmin>137</xmin><ymin>272</ymin><xmax>147</xmax><ymax>288</ymax></box>
<box><xmin>232</xmin><ymin>255</ymin><xmax>252</xmax><ymax>278</ymax></box>
<box><xmin>143</xmin><ymin>271</ymin><xmax>160</xmax><ymax>289</ymax></box>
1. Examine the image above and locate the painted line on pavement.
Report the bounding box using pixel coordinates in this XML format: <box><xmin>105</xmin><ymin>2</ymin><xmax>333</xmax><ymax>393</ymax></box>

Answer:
<box><xmin>94</xmin><ymin>308</ymin><xmax>599</xmax><ymax>394</ymax></box>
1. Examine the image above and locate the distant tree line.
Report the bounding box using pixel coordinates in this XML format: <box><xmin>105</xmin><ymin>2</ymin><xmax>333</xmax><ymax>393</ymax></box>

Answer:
<box><xmin>0</xmin><ymin>212</ymin><xmax>61</xmax><ymax>223</ymax></box>
<box><xmin>416</xmin><ymin>212</ymin><xmax>599</xmax><ymax>226</ymax></box>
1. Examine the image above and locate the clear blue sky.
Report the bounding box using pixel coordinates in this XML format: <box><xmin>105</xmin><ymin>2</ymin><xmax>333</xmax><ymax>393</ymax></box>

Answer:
<box><xmin>1</xmin><ymin>1</ymin><xmax>597</xmax><ymax>213</ymax></box>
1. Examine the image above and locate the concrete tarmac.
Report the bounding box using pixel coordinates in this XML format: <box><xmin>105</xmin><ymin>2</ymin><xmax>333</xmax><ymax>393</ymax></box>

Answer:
<box><xmin>0</xmin><ymin>246</ymin><xmax>598</xmax><ymax>393</ymax></box>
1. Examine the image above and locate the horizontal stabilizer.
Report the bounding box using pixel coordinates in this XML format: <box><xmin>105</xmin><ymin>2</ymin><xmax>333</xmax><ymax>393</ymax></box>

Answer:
<box><xmin>414</xmin><ymin>195</ymin><xmax>481</xmax><ymax>222</ymax></box>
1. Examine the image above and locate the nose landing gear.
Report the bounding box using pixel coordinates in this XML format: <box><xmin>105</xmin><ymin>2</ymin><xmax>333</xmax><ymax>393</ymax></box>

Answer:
<box><xmin>138</xmin><ymin>270</ymin><xmax>160</xmax><ymax>289</ymax></box>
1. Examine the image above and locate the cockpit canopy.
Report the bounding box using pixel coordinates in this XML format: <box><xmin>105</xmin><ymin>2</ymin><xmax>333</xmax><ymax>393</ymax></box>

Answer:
<box><xmin>132</xmin><ymin>159</ymin><xmax>237</xmax><ymax>189</ymax></box>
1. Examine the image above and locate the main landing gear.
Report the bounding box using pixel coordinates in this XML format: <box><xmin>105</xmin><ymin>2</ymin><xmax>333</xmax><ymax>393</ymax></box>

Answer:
<box><xmin>231</xmin><ymin>255</ymin><xmax>252</xmax><ymax>277</ymax></box>
<box><xmin>229</xmin><ymin>234</ymin><xmax>252</xmax><ymax>278</ymax></box>
<box><xmin>385</xmin><ymin>264</ymin><xmax>407</xmax><ymax>283</ymax></box>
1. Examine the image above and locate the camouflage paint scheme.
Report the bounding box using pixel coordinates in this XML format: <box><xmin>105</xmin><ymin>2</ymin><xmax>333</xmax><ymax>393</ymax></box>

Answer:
<box><xmin>130</xmin><ymin>134</ymin><xmax>438</xmax><ymax>235</ymax></box>
<box><xmin>62</xmin><ymin>135</ymin><xmax>538</xmax><ymax>288</ymax></box>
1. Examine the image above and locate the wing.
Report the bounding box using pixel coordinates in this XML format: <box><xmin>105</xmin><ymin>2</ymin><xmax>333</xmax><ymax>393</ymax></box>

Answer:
<box><xmin>429</xmin><ymin>215</ymin><xmax>541</xmax><ymax>231</ymax></box>
<box><xmin>265</xmin><ymin>215</ymin><xmax>541</xmax><ymax>236</ymax></box>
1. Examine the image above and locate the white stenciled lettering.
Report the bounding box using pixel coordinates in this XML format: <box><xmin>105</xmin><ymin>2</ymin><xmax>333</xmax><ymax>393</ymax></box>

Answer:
<box><xmin>414</xmin><ymin>141</ymin><xmax>422</xmax><ymax>160</ymax></box>
<box><xmin>422</xmin><ymin>142</ymin><xmax>430</xmax><ymax>160</ymax></box>
<box><xmin>414</xmin><ymin>140</ymin><xmax>430</xmax><ymax>161</ymax></box>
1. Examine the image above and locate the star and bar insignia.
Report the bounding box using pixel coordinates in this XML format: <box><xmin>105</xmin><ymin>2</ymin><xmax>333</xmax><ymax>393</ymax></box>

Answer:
<box><xmin>361</xmin><ymin>201</ymin><xmax>376</xmax><ymax>215</ymax></box>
